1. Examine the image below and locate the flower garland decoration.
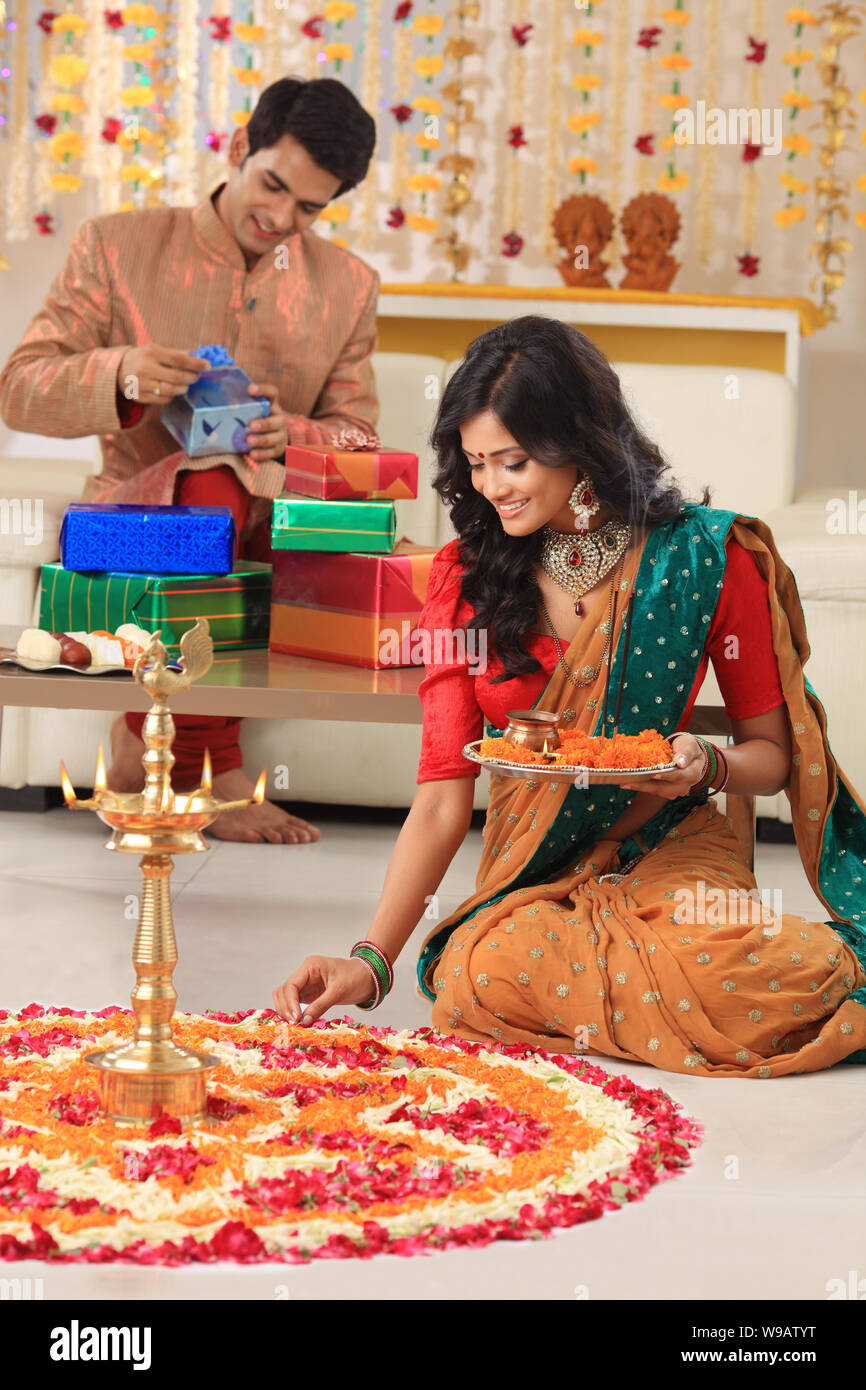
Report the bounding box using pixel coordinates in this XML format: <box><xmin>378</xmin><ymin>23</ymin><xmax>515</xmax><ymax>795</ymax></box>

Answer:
<box><xmin>47</xmin><ymin>3</ymin><xmax>88</xmax><ymax>195</ymax></box>
<box><xmin>323</xmin><ymin>0</ymin><xmax>355</xmax><ymax>76</ymax></box>
<box><xmin>208</xmin><ymin>2</ymin><xmax>232</xmax><ymax>146</ymax></box>
<box><xmin>117</xmin><ymin>3</ymin><xmax>161</xmax><ymax>212</ymax></box>
<box><xmin>435</xmin><ymin>0</ymin><xmax>478</xmax><ymax>276</ymax></box>
<box><xmin>3</xmin><ymin>2</ymin><xmax>31</xmax><ymax>245</ymax></box>
<box><xmin>775</xmin><ymin>7</ymin><xmax>818</xmax><ymax>229</ymax></box>
<box><xmin>737</xmin><ymin>0</ymin><xmax>765</xmax><ymax>277</ymax></box>
<box><xmin>634</xmin><ymin>1</ymin><xmax>661</xmax><ymax>193</ymax></box>
<box><xmin>405</xmin><ymin>0</ymin><xmax>445</xmax><ymax>242</ymax></box>
<box><xmin>357</xmin><ymin>0</ymin><xmax>385</xmax><ymax>251</ymax></box>
<box><xmin>602</xmin><ymin>0</ymin><xmax>630</xmax><ymax>273</ymax></box>
<box><xmin>542</xmin><ymin>0</ymin><xmax>566</xmax><ymax>259</ymax></box>
<box><xmin>569</xmin><ymin>0</ymin><xmax>605</xmax><ymax>188</ymax></box>
<box><xmin>80</xmin><ymin>0</ymin><xmax>108</xmax><ymax>182</ymax></box>
<box><xmin>232</xmin><ymin>3</ymin><xmax>265</xmax><ymax>131</ymax></box>
<box><xmin>656</xmin><ymin>0</ymin><xmax>691</xmax><ymax>194</ymax></box>
<box><xmin>808</xmin><ymin>1</ymin><xmax>862</xmax><ymax>322</ymax></box>
<box><xmin>695</xmin><ymin>0</ymin><xmax>720</xmax><ymax>266</ymax></box>
<box><xmin>300</xmin><ymin>11</ymin><xmax>325</xmax><ymax>80</ymax></box>
<box><xmin>501</xmin><ymin>0</ymin><xmax>530</xmax><ymax>260</ymax></box>
<box><xmin>173</xmin><ymin>0</ymin><xmax>198</xmax><ymax>204</ymax></box>
<box><xmin>0</xmin><ymin>1006</ymin><xmax>703</xmax><ymax>1265</ymax></box>
<box><xmin>387</xmin><ymin>1</ymin><xmax>414</xmax><ymax>231</ymax></box>
<box><xmin>145</xmin><ymin>0</ymin><xmax>176</xmax><ymax>201</ymax></box>
<box><xmin>98</xmin><ymin>8</ymin><xmax>125</xmax><ymax>214</ymax></box>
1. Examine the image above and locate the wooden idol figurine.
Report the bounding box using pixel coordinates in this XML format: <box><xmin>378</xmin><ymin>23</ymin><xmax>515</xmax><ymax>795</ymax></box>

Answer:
<box><xmin>552</xmin><ymin>194</ymin><xmax>615</xmax><ymax>288</ymax></box>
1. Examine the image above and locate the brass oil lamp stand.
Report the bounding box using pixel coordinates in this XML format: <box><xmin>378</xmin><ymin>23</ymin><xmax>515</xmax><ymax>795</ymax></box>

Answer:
<box><xmin>60</xmin><ymin>619</ymin><xmax>265</xmax><ymax>1127</ymax></box>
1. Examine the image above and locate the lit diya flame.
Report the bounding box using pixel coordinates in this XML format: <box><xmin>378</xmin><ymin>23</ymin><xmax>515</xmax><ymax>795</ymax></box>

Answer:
<box><xmin>253</xmin><ymin>769</ymin><xmax>267</xmax><ymax>804</ymax></box>
<box><xmin>59</xmin><ymin>761</ymin><xmax>77</xmax><ymax>806</ymax></box>
<box><xmin>94</xmin><ymin>745</ymin><xmax>107</xmax><ymax>796</ymax></box>
<box><xmin>200</xmin><ymin>747</ymin><xmax>212</xmax><ymax>794</ymax></box>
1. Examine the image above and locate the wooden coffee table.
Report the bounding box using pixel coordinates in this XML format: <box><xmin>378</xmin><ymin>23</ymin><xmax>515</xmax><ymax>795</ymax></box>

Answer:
<box><xmin>0</xmin><ymin>626</ymin><xmax>425</xmax><ymax>723</ymax></box>
<box><xmin>0</xmin><ymin>625</ymin><xmax>754</xmax><ymax>865</ymax></box>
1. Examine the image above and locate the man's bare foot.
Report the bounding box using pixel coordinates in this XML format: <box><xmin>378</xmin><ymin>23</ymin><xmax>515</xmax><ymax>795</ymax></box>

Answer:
<box><xmin>107</xmin><ymin>714</ymin><xmax>146</xmax><ymax>792</ymax></box>
<box><xmin>208</xmin><ymin>767</ymin><xmax>321</xmax><ymax>845</ymax></box>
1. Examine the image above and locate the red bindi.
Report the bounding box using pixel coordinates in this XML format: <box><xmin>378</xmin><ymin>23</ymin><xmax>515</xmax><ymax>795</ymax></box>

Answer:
<box><xmin>477</xmin><ymin>451</ymin><xmax>484</xmax><ymax>458</ymax></box>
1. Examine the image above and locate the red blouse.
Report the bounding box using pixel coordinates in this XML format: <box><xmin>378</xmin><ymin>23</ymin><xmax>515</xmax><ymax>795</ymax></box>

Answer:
<box><xmin>415</xmin><ymin>535</ymin><xmax>785</xmax><ymax>783</ymax></box>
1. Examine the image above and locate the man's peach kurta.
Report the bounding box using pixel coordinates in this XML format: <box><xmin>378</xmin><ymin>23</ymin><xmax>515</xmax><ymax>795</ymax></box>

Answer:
<box><xmin>0</xmin><ymin>182</ymin><xmax>380</xmax><ymax>534</ymax></box>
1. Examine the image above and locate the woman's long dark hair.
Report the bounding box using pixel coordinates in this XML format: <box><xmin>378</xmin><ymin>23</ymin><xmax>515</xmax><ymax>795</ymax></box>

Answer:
<box><xmin>429</xmin><ymin>315</ymin><xmax>712</xmax><ymax>684</ymax></box>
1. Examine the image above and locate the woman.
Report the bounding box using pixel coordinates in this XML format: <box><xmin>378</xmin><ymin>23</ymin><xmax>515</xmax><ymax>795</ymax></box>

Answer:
<box><xmin>273</xmin><ymin>316</ymin><xmax>866</xmax><ymax>1078</ymax></box>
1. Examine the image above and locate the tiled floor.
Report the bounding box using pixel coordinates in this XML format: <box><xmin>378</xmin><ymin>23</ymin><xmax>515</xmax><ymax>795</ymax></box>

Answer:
<box><xmin>1</xmin><ymin>803</ymin><xmax>863</xmax><ymax>1301</ymax></box>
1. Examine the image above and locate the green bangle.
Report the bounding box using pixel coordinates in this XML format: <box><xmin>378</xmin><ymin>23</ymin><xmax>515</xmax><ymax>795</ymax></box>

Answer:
<box><xmin>351</xmin><ymin>945</ymin><xmax>390</xmax><ymax>999</ymax></box>
<box><xmin>692</xmin><ymin>737</ymin><xmax>716</xmax><ymax>793</ymax></box>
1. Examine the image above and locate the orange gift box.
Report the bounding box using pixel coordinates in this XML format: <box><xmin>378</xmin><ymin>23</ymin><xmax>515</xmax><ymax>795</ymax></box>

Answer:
<box><xmin>282</xmin><ymin>444</ymin><xmax>418</xmax><ymax>501</ymax></box>
<box><xmin>269</xmin><ymin>539</ymin><xmax>437</xmax><ymax>669</ymax></box>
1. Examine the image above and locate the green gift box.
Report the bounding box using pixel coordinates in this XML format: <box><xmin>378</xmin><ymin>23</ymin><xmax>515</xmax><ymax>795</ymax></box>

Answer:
<box><xmin>271</xmin><ymin>493</ymin><xmax>396</xmax><ymax>554</ymax></box>
<box><xmin>39</xmin><ymin>561</ymin><xmax>272</xmax><ymax>655</ymax></box>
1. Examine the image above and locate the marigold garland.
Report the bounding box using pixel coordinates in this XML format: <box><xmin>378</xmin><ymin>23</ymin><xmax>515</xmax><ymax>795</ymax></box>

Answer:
<box><xmin>656</xmin><ymin>0</ymin><xmax>690</xmax><ymax>194</ymax></box>
<box><xmin>568</xmin><ymin>0</ymin><xmax>605</xmax><ymax>186</ymax></box>
<box><xmin>775</xmin><ymin>9</ymin><xmax>817</xmax><ymax>229</ymax></box>
<box><xmin>0</xmin><ymin>1006</ymin><xmax>702</xmax><ymax>1264</ymax></box>
<box><xmin>47</xmin><ymin>4</ymin><xmax>87</xmax><ymax>195</ymax></box>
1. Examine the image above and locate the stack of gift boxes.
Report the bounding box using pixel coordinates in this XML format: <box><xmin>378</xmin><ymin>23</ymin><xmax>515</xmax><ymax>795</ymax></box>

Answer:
<box><xmin>39</xmin><ymin>504</ymin><xmax>272</xmax><ymax>655</ymax></box>
<box><xmin>37</xmin><ymin>340</ymin><xmax>435</xmax><ymax>669</ymax></box>
<box><xmin>269</xmin><ymin>433</ymin><xmax>436</xmax><ymax>669</ymax></box>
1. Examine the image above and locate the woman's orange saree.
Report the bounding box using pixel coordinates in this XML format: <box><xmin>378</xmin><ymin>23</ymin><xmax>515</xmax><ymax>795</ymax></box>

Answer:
<box><xmin>417</xmin><ymin>505</ymin><xmax>866</xmax><ymax>1077</ymax></box>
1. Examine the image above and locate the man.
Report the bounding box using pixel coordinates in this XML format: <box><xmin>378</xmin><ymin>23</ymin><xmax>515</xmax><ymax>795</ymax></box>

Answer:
<box><xmin>0</xmin><ymin>77</ymin><xmax>380</xmax><ymax>845</ymax></box>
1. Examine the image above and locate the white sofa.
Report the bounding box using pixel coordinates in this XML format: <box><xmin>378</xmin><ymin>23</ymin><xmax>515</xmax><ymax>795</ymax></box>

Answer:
<box><xmin>1</xmin><ymin>353</ymin><xmax>863</xmax><ymax>822</ymax></box>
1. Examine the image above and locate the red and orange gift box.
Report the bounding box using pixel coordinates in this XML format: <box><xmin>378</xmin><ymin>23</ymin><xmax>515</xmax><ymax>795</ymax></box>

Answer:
<box><xmin>269</xmin><ymin>539</ymin><xmax>437</xmax><ymax>670</ymax></box>
<box><xmin>283</xmin><ymin>436</ymin><xmax>418</xmax><ymax>501</ymax></box>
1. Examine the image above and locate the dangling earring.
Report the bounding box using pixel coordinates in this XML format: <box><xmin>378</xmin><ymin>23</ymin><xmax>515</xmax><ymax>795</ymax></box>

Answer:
<box><xmin>568</xmin><ymin>473</ymin><xmax>600</xmax><ymax>534</ymax></box>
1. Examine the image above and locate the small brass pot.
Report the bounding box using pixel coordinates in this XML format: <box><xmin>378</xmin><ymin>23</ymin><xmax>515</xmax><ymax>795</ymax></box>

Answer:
<box><xmin>502</xmin><ymin>709</ymin><xmax>562</xmax><ymax>752</ymax></box>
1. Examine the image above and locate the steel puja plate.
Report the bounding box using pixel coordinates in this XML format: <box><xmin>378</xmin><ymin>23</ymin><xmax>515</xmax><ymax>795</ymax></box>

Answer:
<box><xmin>0</xmin><ymin>647</ymin><xmax>131</xmax><ymax>676</ymax></box>
<box><xmin>462</xmin><ymin>741</ymin><xmax>678</xmax><ymax>783</ymax></box>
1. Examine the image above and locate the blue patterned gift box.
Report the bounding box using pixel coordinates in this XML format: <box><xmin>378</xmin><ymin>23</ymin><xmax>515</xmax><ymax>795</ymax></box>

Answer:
<box><xmin>161</xmin><ymin>363</ymin><xmax>270</xmax><ymax>458</ymax></box>
<box><xmin>59</xmin><ymin>504</ymin><xmax>236</xmax><ymax>575</ymax></box>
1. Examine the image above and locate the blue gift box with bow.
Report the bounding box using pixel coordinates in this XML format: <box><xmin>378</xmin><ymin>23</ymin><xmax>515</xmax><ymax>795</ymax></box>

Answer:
<box><xmin>160</xmin><ymin>344</ymin><xmax>270</xmax><ymax>458</ymax></box>
<box><xmin>59</xmin><ymin>503</ymin><xmax>236</xmax><ymax>575</ymax></box>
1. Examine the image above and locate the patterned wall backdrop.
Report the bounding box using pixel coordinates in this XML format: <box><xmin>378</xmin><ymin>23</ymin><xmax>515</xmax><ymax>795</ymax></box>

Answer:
<box><xmin>0</xmin><ymin>0</ymin><xmax>864</xmax><ymax>316</ymax></box>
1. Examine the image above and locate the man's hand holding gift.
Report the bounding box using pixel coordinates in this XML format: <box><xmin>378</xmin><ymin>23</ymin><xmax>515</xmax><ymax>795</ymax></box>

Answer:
<box><xmin>244</xmin><ymin>381</ymin><xmax>287</xmax><ymax>464</ymax></box>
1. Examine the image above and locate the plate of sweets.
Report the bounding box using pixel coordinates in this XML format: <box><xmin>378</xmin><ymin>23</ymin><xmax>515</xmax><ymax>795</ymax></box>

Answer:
<box><xmin>463</xmin><ymin>726</ymin><xmax>678</xmax><ymax>784</ymax></box>
<box><xmin>0</xmin><ymin>624</ymin><xmax>158</xmax><ymax>676</ymax></box>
